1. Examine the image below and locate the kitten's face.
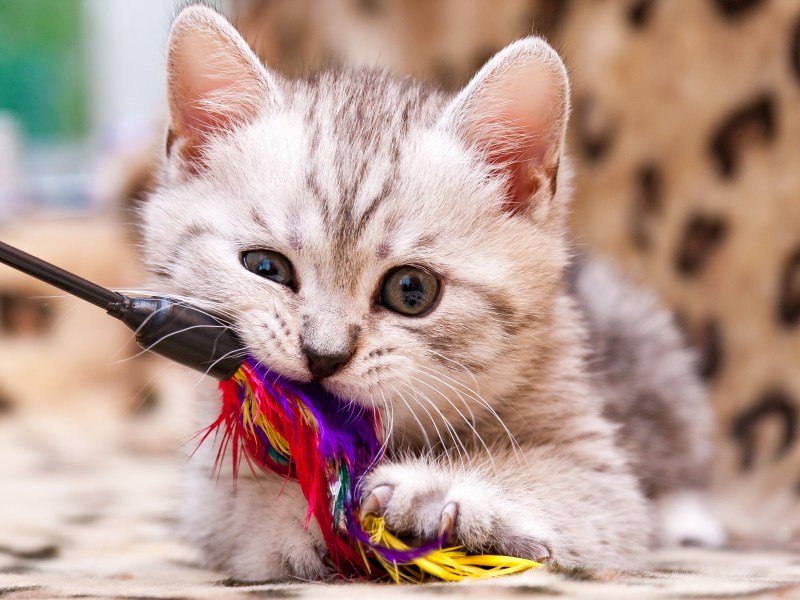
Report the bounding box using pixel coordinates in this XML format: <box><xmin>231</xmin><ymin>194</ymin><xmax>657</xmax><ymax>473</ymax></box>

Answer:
<box><xmin>143</xmin><ymin>8</ymin><xmax>570</xmax><ymax>443</ymax></box>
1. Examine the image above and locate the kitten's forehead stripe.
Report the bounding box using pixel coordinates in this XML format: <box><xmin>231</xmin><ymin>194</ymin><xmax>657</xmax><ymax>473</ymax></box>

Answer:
<box><xmin>249</xmin><ymin>208</ymin><xmax>273</xmax><ymax>236</ymax></box>
<box><xmin>292</xmin><ymin>71</ymin><xmax>446</xmax><ymax>260</ymax></box>
<box><xmin>304</xmin><ymin>171</ymin><xmax>334</xmax><ymax>233</ymax></box>
<box><xmin>410</xmin><ymin>233</ymin><xmax>437</xmax><ymax>254</ymax></box>
<box><xmin>376</xmin><ymin>237</ymin><xmax>393</xmax><ymax>260</ymax></box>
<box><xmin>286</xmin><ymin>218</ymin><xmax>303</xmax><ymax>252</ymax></box>
<box><xmin>352</xmin><ymin>170</ymin><xmax>395</xmax><ymax>240</ymax></box>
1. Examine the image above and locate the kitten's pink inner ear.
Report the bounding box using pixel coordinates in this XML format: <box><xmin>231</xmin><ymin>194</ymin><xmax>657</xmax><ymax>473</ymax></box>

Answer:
<box><xmin>446</xmin><ymin>39</ymin><xmax>569</xmax><ymax>214</ymax></box>
<box><xmin>166</xmin><ymin>7</ymin><xmax>276</xmax><ymax>165</ymax></box>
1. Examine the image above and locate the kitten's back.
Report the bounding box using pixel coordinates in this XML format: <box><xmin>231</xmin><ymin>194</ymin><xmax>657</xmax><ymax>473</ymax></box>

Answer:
<box><xmin>572</xmin><ymin>258</ymin><xmax>724</xmax><ymax>546</ymax></box>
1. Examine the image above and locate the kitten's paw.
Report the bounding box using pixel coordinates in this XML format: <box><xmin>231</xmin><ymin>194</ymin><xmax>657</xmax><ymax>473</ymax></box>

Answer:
<box><xmin>360</xmin><ymin>464</ymin><xmax>551</xmax><ymax>562</ymax></box>
<box><xmin>361</xmin><ymin>485</ymin><xmax>458</xmax><ymax>544</ymax></box>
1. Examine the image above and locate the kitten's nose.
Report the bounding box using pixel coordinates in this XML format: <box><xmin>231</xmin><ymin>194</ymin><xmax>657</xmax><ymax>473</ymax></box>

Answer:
<box><xmin>303</xmin><ymin>347</ymin><xmax>352</xmax><ymax>381</ymax></box>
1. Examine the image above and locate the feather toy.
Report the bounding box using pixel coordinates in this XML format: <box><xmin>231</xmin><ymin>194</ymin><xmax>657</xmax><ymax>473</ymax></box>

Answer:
<box><xmin>0</xmin><ymin>240</ymin><xmax>541</xmax><ymax>583</ymax></box>
<box><xmin>207</xmin><ymin>357</ymin><xmax>541</xmax><ymax>581</ymax></box>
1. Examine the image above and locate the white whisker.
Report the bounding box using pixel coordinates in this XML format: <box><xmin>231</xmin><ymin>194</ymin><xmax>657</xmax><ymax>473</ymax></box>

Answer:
<box><xmin>402</xmin><ymin>365</ymin><xmax>496</xmax><ymax>467</ymax></box>
<box><xmin>390</xmin><ymin>370</ymin><xmax>466</xmax><ymax>462</ymax></box>
<box><xmin>385</xmin><ymin>380</ymin><xmax>433</xmax><ymax>452</ymax></box>
<box><xmin>417</xmin><ymin>358</ymin><xmax>524</xmax><ymax>460</ymax></box>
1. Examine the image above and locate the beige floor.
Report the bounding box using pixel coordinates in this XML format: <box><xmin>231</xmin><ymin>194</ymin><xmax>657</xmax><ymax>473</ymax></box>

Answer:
<box><xmin>2</xmin><ymin>402</ymin><xmax>800</xmax><ymax>599</ymax></box>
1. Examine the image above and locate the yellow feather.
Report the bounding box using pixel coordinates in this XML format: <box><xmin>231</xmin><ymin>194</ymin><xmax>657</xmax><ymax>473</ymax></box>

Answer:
<box><xmin>360</xmin><ymin>514</ymin><xmax>541</xmax><ymax>582</ymax></box>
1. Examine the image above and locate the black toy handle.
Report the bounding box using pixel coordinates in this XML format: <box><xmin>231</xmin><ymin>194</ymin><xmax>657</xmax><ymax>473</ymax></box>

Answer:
<box><xmin>0</xmin><ymin>240</ymin><xmax>244</xmax><ymax>380</ymax></box>
<box><xmin>0</xmin><ymin>240</ymin><xmax>125</xmax><ymax>309</ymax></box>
<box><xmin>110</xmin><ymin>295</ymin><xmax>244</xmax><ymax>380</ymax></box>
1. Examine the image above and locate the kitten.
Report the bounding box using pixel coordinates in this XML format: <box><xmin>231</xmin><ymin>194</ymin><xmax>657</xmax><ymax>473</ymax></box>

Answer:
<box><xmin>142</xmin><ymin>6</ymin><xmax>723</xmax><ymax>580</ymax></box>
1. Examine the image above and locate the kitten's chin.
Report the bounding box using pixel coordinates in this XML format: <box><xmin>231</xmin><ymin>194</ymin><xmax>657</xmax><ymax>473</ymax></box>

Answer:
<box><xmin>320</xmin><ymin>378</ymin><xmax>382</xmax><ymax>409</ymax></box>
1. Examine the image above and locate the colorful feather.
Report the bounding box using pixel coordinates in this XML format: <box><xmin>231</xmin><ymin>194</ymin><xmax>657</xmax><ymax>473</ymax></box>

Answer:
<box><xmin>203</xmin><ymin>357</ymin><xmax>541</xmax><ymax>582</ymax></box>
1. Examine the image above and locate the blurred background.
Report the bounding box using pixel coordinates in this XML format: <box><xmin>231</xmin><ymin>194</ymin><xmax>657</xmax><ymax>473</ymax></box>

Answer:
<box><xmin>1</xmin><ymin>0</ymin><xmax>800</xmax><ymax>577</ymax></box>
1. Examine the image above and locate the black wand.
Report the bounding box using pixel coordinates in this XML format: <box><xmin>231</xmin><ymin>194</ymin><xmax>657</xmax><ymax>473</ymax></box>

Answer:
<box><xmin>0</xmin><ymin>240</ymin><xmax>243</xmax><ymax>380</ymax></box>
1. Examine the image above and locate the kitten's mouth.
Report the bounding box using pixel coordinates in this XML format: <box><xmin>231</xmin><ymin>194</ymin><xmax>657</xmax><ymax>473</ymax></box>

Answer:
<box><xmin>316</xmin><ymin>376</ymin><xmax>381</xmax><ymax>410</ymax></box>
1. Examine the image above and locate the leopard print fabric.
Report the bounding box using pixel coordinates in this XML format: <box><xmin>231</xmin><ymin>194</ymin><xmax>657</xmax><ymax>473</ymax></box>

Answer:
<box><xmin>563</xmin><ymin>0</ymin><xmax>800</xmax><ymax>542</ymax></box>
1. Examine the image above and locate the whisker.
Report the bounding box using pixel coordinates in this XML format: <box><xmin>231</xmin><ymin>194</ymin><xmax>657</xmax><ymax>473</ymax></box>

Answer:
<box><xmin>402</xmin><ymin>366</ymin><xmax>495</xmax><ymax>467</ymax></box>
<box><xmin>111</xmin><ymin>323</ymin><xmax>234</xmax><ymax>366</ymax></box>
<box><xmin>114</xmin><ymin>289</ymin><xmax>249</xmax><ymax>323</ymax></box>
<box><xmin>386</xmin><ymin>380</ymin><xmax>433</xmax><ymax>452</ymax></box>
<box><xmin>390</xmin><ymin>371</ymin><xmax>464</xmax><ymax>462</ymax></box>
<box><xmin>416</xmin><ymin>360</ymin><xmax>524</xmax><ymax>460</ymax></box>
<box><xmin>193</xmin><ymin>346</ymin><xmax>250</xmax><ymax>387</ymax></box>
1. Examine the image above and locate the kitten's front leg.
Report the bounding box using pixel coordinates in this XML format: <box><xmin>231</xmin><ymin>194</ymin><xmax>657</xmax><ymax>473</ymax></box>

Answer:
<box><xmin>183</xmin><ymin>464</ymin><xmax>336</xmax><ymax>581</ymax></box>
<box><xmin>361</xmin><ymin>457</ymin><xmax>553</xmax><ymax>561</ymax></box>
<box><xmin>361</xmin><ymin>447</ymin><xmax>651</xmax><ymax>567</ymax></box>
<box><xmin>183</xmin><ymin>399</ymin><xmax>335</xmax><ymax>582</ymax></box>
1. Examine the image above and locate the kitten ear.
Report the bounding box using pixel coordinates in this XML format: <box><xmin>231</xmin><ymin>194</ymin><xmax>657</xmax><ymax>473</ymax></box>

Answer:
<box><xmin>440</xmin><ymin>38</ymin><xmax>570</xmax><ymax>216</ymax></box>
<box><xmin>166</xmin><ymin>6</ymin><xmax>280</xmax><ymax>168</ymax></box>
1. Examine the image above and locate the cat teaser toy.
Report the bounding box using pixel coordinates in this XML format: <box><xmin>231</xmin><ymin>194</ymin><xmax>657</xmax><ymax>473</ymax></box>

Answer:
<box><xmin>0</xmin><ymin>240</ymin><xmax>539</xmax><ymax>582</ymax></box>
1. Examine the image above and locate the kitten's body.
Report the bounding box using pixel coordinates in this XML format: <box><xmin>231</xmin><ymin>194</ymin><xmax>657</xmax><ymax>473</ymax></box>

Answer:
<box><xmin>144</xmin><ymin>7</ymin><xmax>722</xmax><ymax>580</ymax></box>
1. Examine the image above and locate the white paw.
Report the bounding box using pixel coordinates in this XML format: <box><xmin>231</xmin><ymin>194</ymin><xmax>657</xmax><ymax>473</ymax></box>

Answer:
<box><xmin>360</xmin><ymin>462</ymin><xmax>551</xmax><ymax>561</ymax></box>
<box><xmin>656</xmin><ymin>490</ymin><xmax>727</xmax><ymax>547</ymax></box>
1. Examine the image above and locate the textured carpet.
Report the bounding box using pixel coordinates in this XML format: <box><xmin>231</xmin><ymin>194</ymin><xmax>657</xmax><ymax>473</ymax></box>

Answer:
<box><xmin>2</xmin><ymin>410</ymin><xmax>799</xmax><ymax>600</ymax></box>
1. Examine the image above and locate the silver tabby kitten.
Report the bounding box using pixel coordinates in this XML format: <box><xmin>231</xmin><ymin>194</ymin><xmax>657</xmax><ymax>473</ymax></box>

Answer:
<box><xmin>142</xmin><ymin>6</ymin><xmax>724</xmax><ymax>579</ymax></box>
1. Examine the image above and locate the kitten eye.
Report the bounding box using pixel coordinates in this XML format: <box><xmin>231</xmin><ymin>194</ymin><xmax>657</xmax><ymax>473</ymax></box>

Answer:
<box><xmin>242</xmin><ymin>250</ymin><xmax>295</xmax><ymax>288</ymax></box>
<box><xmin>379</xmin><ymin>266</ymin><xmax>440</xmax><ymax>316</ymax></box>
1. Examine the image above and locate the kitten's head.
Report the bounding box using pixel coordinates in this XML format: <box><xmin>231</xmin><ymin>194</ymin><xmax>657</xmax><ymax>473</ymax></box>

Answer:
<box><xmin>143</xmin><ymin>6</ymin><xmax>571</xmax><ymax>443</ymax></box>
